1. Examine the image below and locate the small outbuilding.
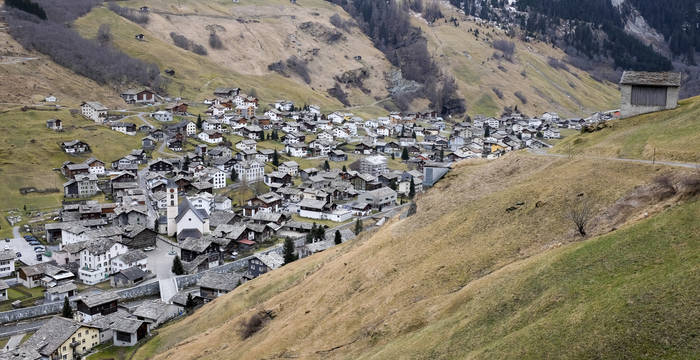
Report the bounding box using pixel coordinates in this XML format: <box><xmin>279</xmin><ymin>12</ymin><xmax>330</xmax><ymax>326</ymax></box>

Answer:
<box><xmin>619</xmin><ymin>71</ymin><xmax>681</xmax><ymax>118</ymax></box>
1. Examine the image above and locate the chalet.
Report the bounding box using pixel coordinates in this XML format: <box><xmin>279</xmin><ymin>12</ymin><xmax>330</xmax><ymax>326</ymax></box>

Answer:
<box><xmin>134</xmin><ymin>33</ymin><xmax>145</xmax><ymax>41</ymax></box>
<box><xmin>0</xmin><ymin>250</ymin><xmax>16</xmax><ymax>278</ymax></box>
<box><xmin>247</xmin><ymin>252</ymin><xmax>284</xmax><ymax>278</ymax></box>
<box><xmin>142</xmin><ymin>136</ymin><xmax>157</xmax><ymax>150</ymax></box>
<box><xmin>76</xmin><ymin>292</ymin><xmax>120</xmax><ymax>322</ymax></box>
<box><xmin>149</xmin><ymin>158</ymin><xmax>174</xmax><ymax>173</ymax></box>
<box><xmin>242</xmin><ymin>124</ymin><xmax>264</xmax><ymax>140</ymax></box>
<box><xmin>264</xmin><ymin>171</ymin><xmax>293</xmax><ymax>186</ymax></box>
<box><xmin>620</xmin><ymin>71</ymin><xmax>681</xmax><ymax>118</ymax></box>
<box><xmin>179</xmin><ymin>237</ymin><xmax>221</xmax><ymax>271</ymax></box>
<box><xmin>17</xmin><ymin>263</ymin><xmax>74</xmax><ymax>288</ymax></box>
<box><xmin>245</xmin><ymin>192</ymin><xmax>283</xmax><ymax>215</ymax></box>
<box><xmin>121</xmin><ymin>88</ymin><xmax>156</xmax><ymax>104</ymax></box>
<box><xmin>61</xmin><ymin>140</ymin><xmax>91</xmax><ymax>154</ymax></box>
<box><xmin>81</xmin><ymin>101</ymin><xmax>108</xmax><ymax>123</ymax></box>
<box><xmin>328</xmin><ymin>149</ymin><xmax>348</xmax><ymax>162</ymax></box>
<box><xmin>167</xmin><ymin>103</ymin><xmax>189</xmax><ymax>115</ymax></box>
<box><xmin>198</xmin><ymin>130</ymin><xmax>224</xmax><ymax>144</ymax></box>
<box><xmin>235</xmin><ymin>139</ymin><xmax>257</xmax><ymax>152</ymax></box>
<box><xmin>110</xmin><ymin>122</ymin><xmax>137</xmax><ymax>135</ymax></box>
<box><xmin>358</xmin><ymin>187</ymin><xmax>397</xmax><ymax>208</ymax></box>
<box><xmin>46</xmin><ymin>118</ymin><xmax>63</xmax><ymax>131</ymax></box>
<box><xmin>197</xmin><ymin>272</ymin><xmax>241</xmax><ymax>301</ymax></box>
<box><xmin>44</xmin><ymin>282</ymin><xmax>77</xmax><ymax>302</ymax></box>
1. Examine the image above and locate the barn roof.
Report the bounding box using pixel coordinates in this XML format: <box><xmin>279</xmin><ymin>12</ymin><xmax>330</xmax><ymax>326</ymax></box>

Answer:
<box><xmin>620</xmin><ymin>71</ymin><xmax>681</xmax><ymax>87</ymax></box>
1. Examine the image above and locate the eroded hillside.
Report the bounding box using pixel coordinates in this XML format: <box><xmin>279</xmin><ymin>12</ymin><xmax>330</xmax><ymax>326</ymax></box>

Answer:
<box><xmin>133</xmin><ymin>147</ymin><xmax>699</xmax><ymax>359</ymax></box>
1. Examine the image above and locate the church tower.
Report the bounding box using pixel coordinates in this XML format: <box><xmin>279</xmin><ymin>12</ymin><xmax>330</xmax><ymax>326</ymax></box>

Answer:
<box><xmin>166</xmin><ymin>180</ymin><xmax>179</xmax><ymax>236</ymax></box>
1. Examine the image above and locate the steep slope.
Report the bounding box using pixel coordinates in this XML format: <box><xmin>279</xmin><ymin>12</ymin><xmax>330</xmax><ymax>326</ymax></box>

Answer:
<box><xmin>68</xmin><ymin>1</ymin><xmax>619</xmax><ymax>117</ymax></box>
<box><xmin>133</xmin><ymin>148</ymin><xmax>698</xmax><ymax>358</ymax></box>
<box><xmin>553</xmin><ymin>96</ymin><xmax>700</xmax><ymax>162</ymax></box>
<box><xmin>0</xmin><ymin>23</ymin><xmax>123</xmax><ymax>109</ymax></box>
<box><xmin>416</xmin><ymin>5</ymin><xmax>620</xmax><ymax>117</ymax></box>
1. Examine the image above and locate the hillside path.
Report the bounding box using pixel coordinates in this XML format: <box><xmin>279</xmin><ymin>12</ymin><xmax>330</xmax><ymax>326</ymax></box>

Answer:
<box><xmin>528</xmin><ymin>149</ymin><xmax>700</xmax><ymax>169</ymax></box>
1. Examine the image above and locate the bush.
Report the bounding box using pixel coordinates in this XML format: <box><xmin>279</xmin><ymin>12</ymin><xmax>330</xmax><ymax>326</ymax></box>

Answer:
<box><xmin>96</xmin><ymin>24</ymin><xmax>112</xmax><ymax>47</ymax></box>
<box><xmin>209</xmin><ymin>32</ymin><xmax>223</xmax><ymax>49</ymax></box>
<box><xmin>423</xmin><ymin>0</ymin><xmax>443</xmax><ymax>23</ymax></box>
<box><xmin>170</xmin><ymin>32</ymin><xmax>207</xmax><ymax>55</ymax></box>
<box><xmin>547</xmin><ymin>56</ymin><xmax>569</xmax><ymax>71</ymax></box>
<box><xmin>514</xmin><ymin>91</ymin><xmax>528</xmax><ymax>104</ymax></box>
<box><xmin>492</xmin><ymin>87</ymin><xmax>504</xmax><ymax>99</ymax></box>
<box><xmin>492</xmin><ymin>39</ymin><xmax>515</xmax><ymax>61</ymax></box>
<box><xmin>329</xmin><ymin>13</ymin><xmax>353</xmax><ymax>32</ymax></box>
<box><xmin>108</xmin><ymin>3</ymin><xmax>149</xmax><ymax>24</ymax></box>
<box><xmin>328</xmin><ymin>82</ymin><xmax>350</xmax><ymax>106</ymax></box>
<box><xmin>286</xmin><ymin>56</ymin><xmax>311</xmax><ymax>84</ymax></box>
<box><xmin>240</xmin><ymin>311</ymin><xmax>274</xmax><ymax>339</ymax></box>
<box><xmin>5</xmin><ymin>0</ymin><xmax>46</xmax><ymax>20</ymax></box>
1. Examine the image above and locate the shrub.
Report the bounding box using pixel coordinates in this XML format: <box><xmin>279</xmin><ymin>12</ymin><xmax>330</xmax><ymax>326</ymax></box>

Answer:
<box><xmin>492</xmin><ymin>87</ymin><xmax>504</xmax><ymax>99</ymax></box>
<box><xmin>209</xmin><ymin>32</ymin><xmax>223</xmax><ymax>49</ymax></box>
<box><xmin>492</xmin><ymin>39</ymin><xmax>515</xmax><ymax>61</ymax></box>
<box><xmin>108</xmin><ymin>3</ymin><xmax>149</xmax><ymax>24</ymax></box>
<box><xmin>240</xmin><ymin>311</ymin><xmax>274</xmax><ymax>339</ymax></box>
<box><xmin>514</xmin><ymin>91</ymin><xmax>528</xmax><ymax>104</ymax></box>
<box><xmin>547</xmin><ymin>56</ymin><xmax>569</xmax><ymax>71</ymax></box>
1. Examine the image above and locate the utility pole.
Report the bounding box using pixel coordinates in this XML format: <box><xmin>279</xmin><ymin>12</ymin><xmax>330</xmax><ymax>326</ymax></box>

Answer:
<box><xmin>652</xmin><ymin>147</ymin><xmax>656</xmax><ymax>167</ymax></box>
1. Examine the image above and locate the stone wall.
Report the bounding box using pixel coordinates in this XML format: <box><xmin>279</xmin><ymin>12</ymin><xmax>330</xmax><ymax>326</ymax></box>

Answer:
<box><xmin>0</xmin><ymin>301</ymin><xmax>62</xmax><ymax>323</ymax></box>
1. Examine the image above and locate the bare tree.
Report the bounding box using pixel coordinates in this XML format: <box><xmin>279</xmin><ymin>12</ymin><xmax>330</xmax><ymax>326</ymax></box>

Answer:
<box><xmin>567</xmin><ymin>197</ymin><xmax>594</xmax><ymax>236</ymax></box>
<box><xmin>97</xmin><ymin>24</ymin><xmax>112</xmax><ymax>46</ymax></box>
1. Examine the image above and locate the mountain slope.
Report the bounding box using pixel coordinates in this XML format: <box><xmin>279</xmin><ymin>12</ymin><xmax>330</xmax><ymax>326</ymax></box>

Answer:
<box><xmin>133</xmin><ymin>142</ymin><xmax>698</xmax><ymax>358</ymax></box>
<box><xmin>68</xmin><ymin>0</ymin><xmax>619</xmax><ymax>117</ymax></box>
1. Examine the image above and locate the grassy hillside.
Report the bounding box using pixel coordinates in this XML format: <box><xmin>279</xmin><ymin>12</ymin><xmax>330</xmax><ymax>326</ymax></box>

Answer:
<box><xmin>416</xmin><ymin>5</ymin><xmax>620</xmax><ymax>118</ymax></box>
<box><xmin>72</xmin><ymin>3</ymin><xmax>391</xmax><ymax>117</ymax></box>
<box><xmin>0</xmin><ymin>108</ymin><xmax>141</xmax><ymax>210</ymax></box>
<box><xmin>132</xmin><ymin>148</ymin><xmax>698</xmax><ymax>359</ymax></box>
<box><xmin>553</xmin><ymin>96</ymin><xmax>700</xmax><ymax>163</ymax></box>
<box><xmin>0</xmin><ymin>27</ymin><xmax>123</xmax><ymax>109</ymax></box>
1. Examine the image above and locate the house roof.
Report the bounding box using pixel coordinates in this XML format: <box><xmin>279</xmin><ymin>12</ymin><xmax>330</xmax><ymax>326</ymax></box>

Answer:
<box><xmin>114</xmin><ymin>250</ymin><xmax>147</xmax><ymax>264</ymax></box>
<box><xmin>620</xmin><ymin>71</ymin><xmax>681</xmax><ymax>87</ymax></box>
<box><xmin>255</xmin><ymin>252</ymin><xmax>284</xmax><ymax>270</ymax></box>
<box><xmin>197</xmin><ymin>272</ymin><xmax>240</xmax><ymax>291</ymax></box>
<box><xmin>46</xmin><ymin>282</ymin><xmax>77</xmax><ymax>294</ymax></box>
<box><xmin>0</xmin><ymin>279</ymin><xmax>8</xmax><ymax>291</ymax></box>
<box><xmin>0</xmin><ymin>249</ymin><xmax>15</xmax><ymax>261</ymax></box>
<box><xmin>23</xmin><ymin>316</ymin><xmax>97</xmax><ymax>356</ymax></box>
<box><xmin>111</xmin><ymin>317</ymin><xmax>145</xmax><ymax>333</ymax></box>
<box><xmin>175</xmin><ymin>197</ymin><xmax>209</xmax><ymax>223</ymax></box>
<box><xmin>116</xmin><ymin>266</ymin><xmax>147</xmax><ymax>281</ymax></box>
<box><xmin>179</xmin><ymin>237</ymin><xmax>213</xmax><ymax>253</ymax></box>
<box><xmin>132</xmin><ymin>300</ymin><xmax>171</xmax><ymax>321</ymax></box>
<box><xmin>78</xmin><ymin>292</ymin><xmax>120</xmax><ymax>308</ymax></box>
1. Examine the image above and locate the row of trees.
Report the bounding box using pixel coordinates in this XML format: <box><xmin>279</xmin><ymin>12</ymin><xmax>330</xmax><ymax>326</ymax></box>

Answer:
<box><xmin>329</xmin><ymin>0</ymin><xmax>464</xmax><ymax>115</ymax></box>
<box><xmin>108</xmin><ymin>2</ymin><xmax>150</xmax><ymax>24</ymax></box>
<box><xmin>170</xmin><ymin>32</ymin><xmax>208</xmax><ymax>55</ymax></box>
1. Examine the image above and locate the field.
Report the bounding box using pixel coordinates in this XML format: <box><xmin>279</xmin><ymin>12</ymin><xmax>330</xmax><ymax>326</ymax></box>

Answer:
<box><xmin>0</xmin><ymin>108</ymin><xmax>141</xmax><ymax>210</ymax></box>
<box><xmin>0</xmin><ymin>285</ymin><xmax>45</xmax><ymax>311</ymax></box>
<box><xmin>553</xmin><ymin>96</ymin><xmax>700</xmax><ymax>163</ymax></box>
<box><xmin>132</xmin><ymin>142</ymin><xmax>699</xmax><ymax>359</ymax></box>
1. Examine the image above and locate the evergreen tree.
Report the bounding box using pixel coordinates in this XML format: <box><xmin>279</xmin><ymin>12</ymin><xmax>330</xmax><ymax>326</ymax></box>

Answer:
<box><xmin>182</xmin><ymin>156</ymin><xmax>190</xmax><ymax>171</ymax></box>
<box><xmin>61</xmin><ymin>297</ymin><xmax>73</xmax><ymax>318</ymax></box>
<box><xmin>334</xmin><ymin>230</ymin><xmax>342</xmax><ymax>245</ymax></box>
<box><xmin>439</xmin><ymin>148</ymin><xmax>444</xmax><ymax>162</ymax></box>
<box><xmin>391</xmin><ymin>152</ymin><xmax>395</xmax><ymax>160</ymax></box>
<box><xmin>172</xmin><ymin>255</ymin><xmax>184</xmax><ymax>275</ymax></box>
<box><xmin>342</xmin><ymin>165</ymin><xmax>347</xmax><ymax>172</ymax></box>
<box><xmin>323</xmin><ymin>160</ymin><xmax>330</xmax><ymax>171</ymax></box>
<box><xmin>401</xmin><ymin>147</ymin><xmax>409</xmax><ymax>161</ymax></box>
<box><xmin>409</xmin><ymin>178</ymin><xmax>416</xmax><ymax>199</ymax></box>
<box><xmin>484</xmin><ymin>126</ymin><xmax>490</xmax><ymax>137</ymax></box>
<box><xmin>283</xmin><ymin>237</ymin><xmax>298</xmax><ymax>264</ymax></box>
<box><xmin>185</xmin><ymin>293</ymin><xmax>195</xmax><ymax>310</ymax></box>
<box><xmin>231</xmin><ymin>167</ymin><xmax>238</xmax><ymax>182</ymax></box>
<box><xmin>272</xmin><ymin>149</ymin><xmax>279</xmax><ymax>166</ymax></box>
<box><xmin>354</xmin><ymin>218</ymin><xmax>363</xmax><ymax>235</ymax></box>
<box><xmin>196</xmin><ymin>114</ymin><xmax>202</xmax><ymax>129</ymax></box>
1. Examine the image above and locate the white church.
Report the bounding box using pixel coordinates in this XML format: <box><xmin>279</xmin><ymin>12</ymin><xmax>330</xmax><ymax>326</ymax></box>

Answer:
<box><xmin>165</xmin><ymin>181</ymin><xmax>210</xmax><ymax>238</ymax></box>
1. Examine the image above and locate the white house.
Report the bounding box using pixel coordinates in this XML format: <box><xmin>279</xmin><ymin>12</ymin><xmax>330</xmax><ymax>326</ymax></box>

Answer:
<box><xmin>278</xmin><ymin>161</ymin><xmax>299</xmax><ymax>177</ymax></box>
<box><xmin>0</xmin><ymin>250</ymin><xmax>16</xmax><ymax>278</ymax></box>
<box><xmin>79</xmin><ymin>240</ymin><xmax>128</xmax><ymax>285</ymax></box>
<box><xmin>185</xmin><ymin>121</ymin><xmax>197</xmax><ymax>136</ymax></box>
<box><xmin>200</xmin><ymin>167</ymin><xmax>227</xmax><ymax>189</ymax></box>
<box><xmin>234</xmin><ymin>160</ymin><xmax>265</xmax><ymax>182</ymax></box>
<box><xmin>45</xmin><ymin>95</ymin><xmax>57</xmax><ymax>103</ymax></box>
<box><xmin>198</xmin><ymin>131</ymin><xmax>223</xmax><ymax>144</ymax></box>
<box><xmin>332</xmin><ymin>127</ymin><xmax>350</xmax><ymax>139</ymax></box>
<box><xmin>152</xmin><ymin>110</ymin><xmax>172</xmax><ymax>122</ymax></box>
<box><xmin>81</xmin><ymin>102</ymin><xmax>109</xmax><ymax>123</ymax></box>
<box><xmin>111</xmin><ymin>250</ymin><xmax>148</xmax><ymax>274</ymax></box>
<box><xmin>284</xmin><ymin>143</ymin><xmax>308</xmax><ymax>158</ymax></box>
<box><xmin>188</xmin><ymin>192</ymin><xmax>214</xmax><ymax>215</ymax></box>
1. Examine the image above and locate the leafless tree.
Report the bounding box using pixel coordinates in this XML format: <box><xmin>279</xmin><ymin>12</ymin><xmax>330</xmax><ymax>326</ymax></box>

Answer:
<box><xmin>97</xmin><ymin>24</ymin><xmax>112</xmax><ymax>46</ymax></box>
<box><xmin>567</xmin><ymin>197</ymin><xmax>594</xmax><ymax>236</ymax></box>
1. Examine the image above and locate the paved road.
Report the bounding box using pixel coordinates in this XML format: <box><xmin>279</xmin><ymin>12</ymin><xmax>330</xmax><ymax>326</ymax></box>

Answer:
<box><xmin>528</xmin><ymin>149</ymin><xmax>700</xmax><ymax>169</ymax></box>
<box><xmin>0</xmin><ymin>319</ymin><xmax>47</xmax><ymax>338</ymax></box>
<box><xmin>5</xmin><ymin>227</ymin><xmax>47</xmax><ymax>266</ymax></box>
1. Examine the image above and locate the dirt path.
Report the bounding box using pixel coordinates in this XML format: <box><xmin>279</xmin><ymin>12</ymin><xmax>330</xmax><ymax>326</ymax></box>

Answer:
<box><xmin>528</xmin><ymin>149</ymin><xmax>700</xmax><ymax>169</ymax></box>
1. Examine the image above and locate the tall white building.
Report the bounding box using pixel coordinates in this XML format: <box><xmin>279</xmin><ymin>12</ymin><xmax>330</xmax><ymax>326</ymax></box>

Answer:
<box><xmin>166</xmin><ymin>181</ymin><xmax>179</xmax><ymax>237</ymax></box>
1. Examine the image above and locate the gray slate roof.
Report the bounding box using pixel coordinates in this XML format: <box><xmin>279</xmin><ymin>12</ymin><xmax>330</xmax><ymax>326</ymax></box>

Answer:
<box><xmin>197</xmin><ymin>272</ymin><xmax>240</xmax><ymax>291</ymax></box>
<box><xmin>620</xmin><ymin>71</ymin><xmax>682</xmax><ymax>87</ymax></box>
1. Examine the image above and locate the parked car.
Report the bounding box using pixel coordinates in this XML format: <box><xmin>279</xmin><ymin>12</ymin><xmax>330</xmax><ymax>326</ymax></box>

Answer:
<box><xmin>36</xmin><ymin>254</ymin><xmax>42</xmax><ymax>261</ymax></box>
<box><xmin>34</xmin><ymin>246</ymin><xmax>45</xmax><ymax>253</ymax></box>
<box><xmin>28</xmin><ymin>240</ymin><xmax>40</xmax><ymax>246</ymax></box>
<box><xmin>23</xmin><ymin>235</ymin><xmax>33</xmax><ymax>240</ymax></box>
<box><xmin>4</xmin><ymin>238</ymin><xmax>9</xmax><ymax>242</ymax></box>
<box><xmin>15</xmin><ymin>252</ymin><xmax>21</xmax><ymax>258</ymax></box>
<box><xmin>143</xmin><ymin>246</ymin><xmax>155</xmax><ymax>252</ymax></box>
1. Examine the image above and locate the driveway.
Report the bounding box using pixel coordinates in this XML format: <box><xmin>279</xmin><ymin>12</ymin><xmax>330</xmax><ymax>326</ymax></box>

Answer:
<box><xmin>146</xmin><ymin>237</ymin><xmax>178</xmax><ymax>280</ymax></box>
